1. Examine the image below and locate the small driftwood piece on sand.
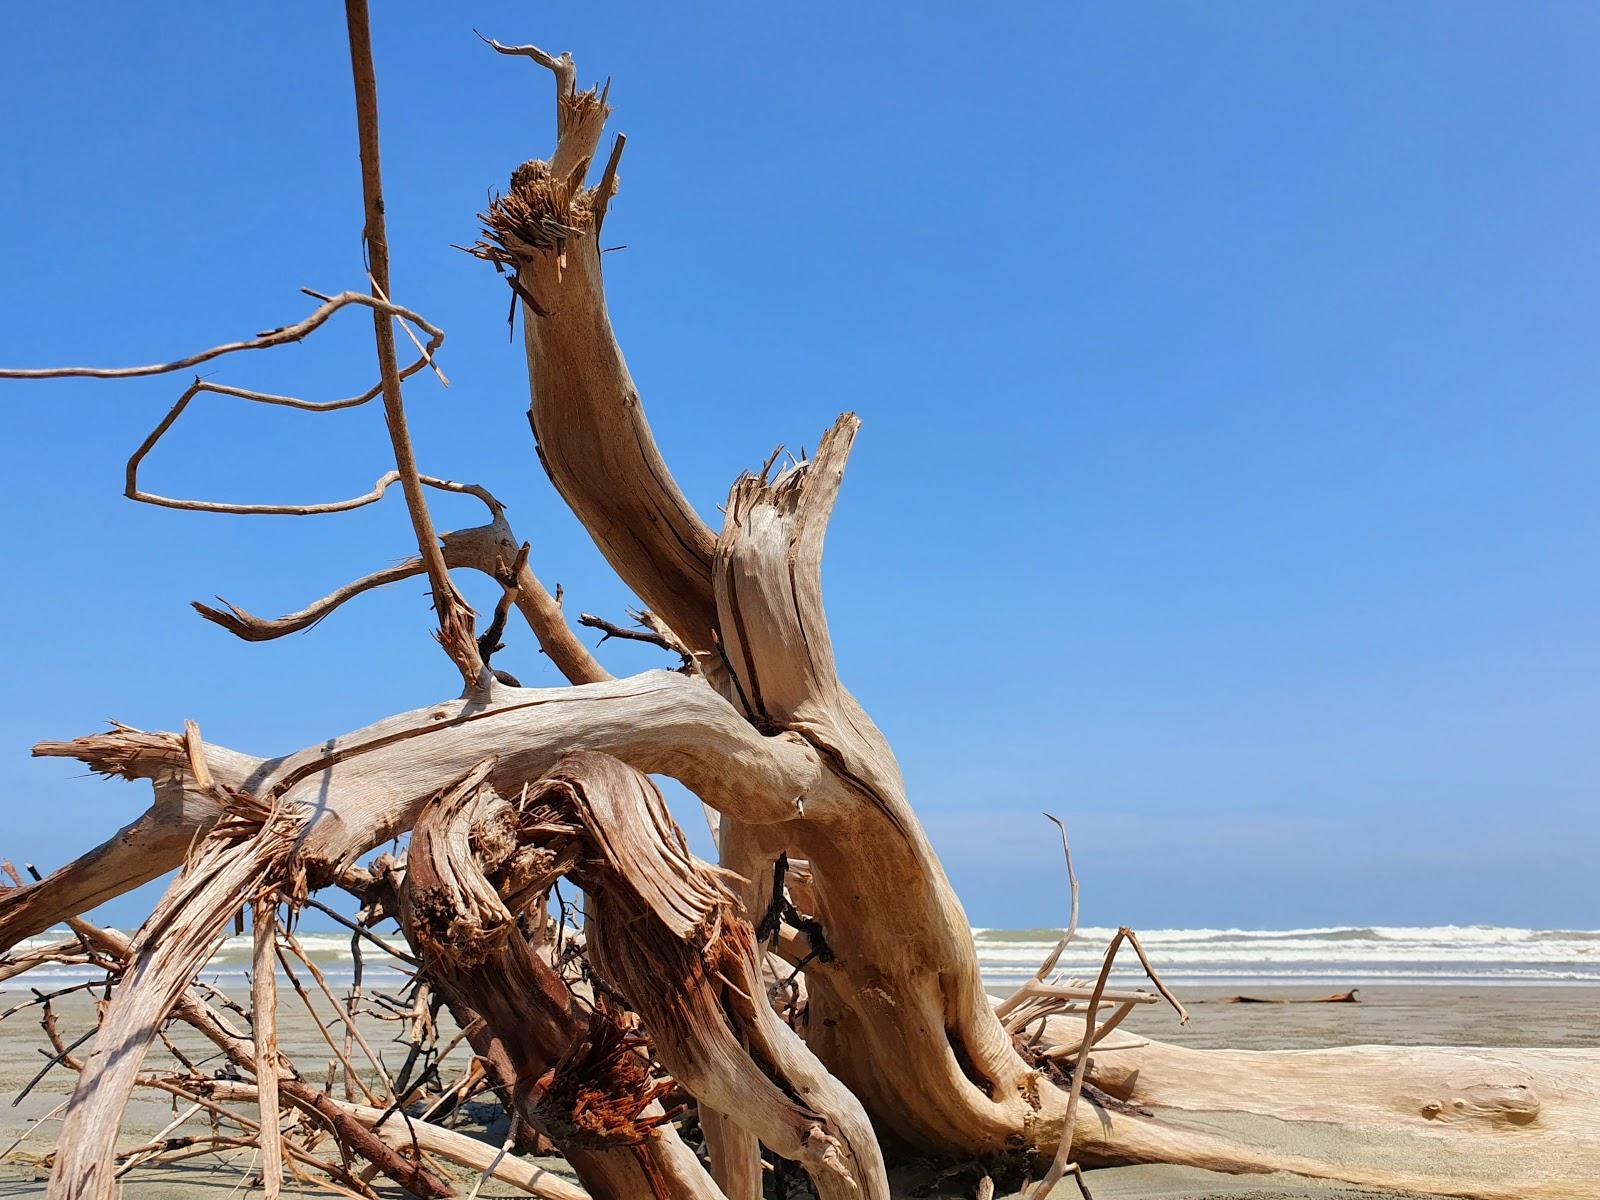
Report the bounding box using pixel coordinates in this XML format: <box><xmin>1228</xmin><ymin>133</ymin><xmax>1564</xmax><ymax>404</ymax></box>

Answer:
<box><xmin>1214</xmin><ymin>989</ymin><xmax>1362</xmax><ymax>1004</ymax></box>
<box><xmin>2</xmin><ymin>5</ymin><xmax>1599</xmax><ymax>1199</ymax></box>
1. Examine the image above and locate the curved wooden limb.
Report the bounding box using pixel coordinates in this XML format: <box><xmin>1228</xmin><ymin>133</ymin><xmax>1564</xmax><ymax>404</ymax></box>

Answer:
<box><xmin>0</xmin><ymin>290</ymin><xmax>439</xmax><ymax>382</ymax></box>
<box><xmin>400</xmin><ymin>757</ymin><xmax>724</xmax><ymax>1200</ymax></box>
<box><xmin>530</xmin><ymin>753</ymin><xmax>889</xmax><ymax>1200</ymax></box>
<box><xmin>21</xmin><ymin>671</ymin><xmax>815</xmax><ymax>961</ymax></box>
<box><xmin>264</xmin><ymin>672</ymin><xmax>817</xmax><ymax>872</ymax></box>
<box><xmin>474</xmin><ymin>38</ymin><xmax>720</xmax><ymax>656</ymax></box>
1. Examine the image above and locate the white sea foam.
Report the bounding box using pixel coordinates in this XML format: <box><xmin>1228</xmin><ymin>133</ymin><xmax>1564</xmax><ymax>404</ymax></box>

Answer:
<box><xmin>7</xmin><ymin>924</ymin><xmax>1598</xmax><ymax>989</ymax></box>
<box><xmin>968</xmin><ymin>925</ymin><xmax>1600</xmax><ymax>986</ymax></box>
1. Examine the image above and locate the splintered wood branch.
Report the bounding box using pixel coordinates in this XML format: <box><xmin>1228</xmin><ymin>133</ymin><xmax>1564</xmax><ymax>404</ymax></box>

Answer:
<box><xmin>345</xmin><ymin>0</ymin><xmax>483</xmax><ymax>689</ymax></box>
<box><xmin>399</xmin><ymin>756</ymin><xmax>720</xmax><ymax>1200</ymax></box>
<box><xmin>711</xmin><ymin>411</ymin><xmax>1053</xmax><ymax>1157</ymax></box>
<box><xmin>530</xmin><ymin>753</ymin><xmax>890</xmax><ymax>1200</ymax></box>
<box><xmin>714</xmin><ymin>412</ymin><xmax>859</xmax><ymax>732</ymax></box>
<box><xmin>3</xmin><ymin>731</ymin><xmax>264</xmax><ymax>951</ymax></box>
<box><xmin>476</xmin><ymin>36</ymin><xmax>720</xmax><ymax>657</ymax></box>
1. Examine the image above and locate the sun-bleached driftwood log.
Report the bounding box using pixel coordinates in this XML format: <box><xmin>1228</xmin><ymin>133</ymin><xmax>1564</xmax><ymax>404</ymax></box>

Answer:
<box><xmin>1077</xmin><ymin>1029</ymin><xmax>1600</xmax><ymax>1200</ymax></box>
<box><xmin>4</xmin><ymin>8</ymin><xmax>1597</xmax><ymax>1200</ymax></box>
<box><xmin>475</xmin><ymin>49</ymin><xmax>1065</xmax><ymax>1155</ymax></box>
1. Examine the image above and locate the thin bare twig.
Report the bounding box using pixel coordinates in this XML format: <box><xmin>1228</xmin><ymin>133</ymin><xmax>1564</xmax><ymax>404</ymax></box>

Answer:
<box><xmin>579</xmin><ymin>609</ymin><xmax>694</xmax><ymax>669</ymax></box>
<box><xmin>0</xmin><ymin>290</ymin><xmax>437</xmax><ymax>381</ymax></box>
<box><xmin>474</xmin><ymin>30</ymin><xmax>577</xmax><ymax>99</ymax></box>
<box><xmin>996</xmin><ymin>813</ymin><xmax>1080</xmax><ymax>1027</ymax></box>
<box><xmin>1030</xmin><ymin>929</ymin><xmax>1126</xmax><ymax>1200</ymax></box>
<box><xmin>274</xmin><ymin>945</ymin><xmax>378</xmax><ymax>1107</ymax></box>
<box><xmin>299</xmin><ymin>896</ymin><xmax>419</xmax><ymax>968</ymax></box>
<box><xmin>477</xmin><ymin>540</ymin><xmax>531</xmax><ymax>674</ymax></box>
<box><xmin>592</xmin><ymin>133</ymin><xmax>626</xmax><ymax>234</ymax></box>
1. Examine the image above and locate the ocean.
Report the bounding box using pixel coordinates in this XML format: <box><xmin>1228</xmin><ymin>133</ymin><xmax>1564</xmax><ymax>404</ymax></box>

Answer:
<box><xmin>6</xmin><ymin>924</ymin><xmax>1598</xmax><ymax>992</ymax></box>
<box><xmin>976</xmin><ymin>925</ymin><xmax>1600</xmax><ymax>987</ymax></box>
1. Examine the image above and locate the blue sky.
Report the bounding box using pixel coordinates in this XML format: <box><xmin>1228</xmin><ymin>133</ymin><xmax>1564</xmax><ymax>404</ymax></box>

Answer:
<box><xmin>1</xmin><ymin>3</ymin><xmax>1596</xmax><ymax>931</ymax></box>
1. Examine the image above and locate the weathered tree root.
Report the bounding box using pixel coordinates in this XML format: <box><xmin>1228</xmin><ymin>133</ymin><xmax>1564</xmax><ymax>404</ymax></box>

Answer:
<box><xmin>4</xmin><ymin>10</ymin><xmax>1599</xmax><ymax>1200</ymax></box>
<box><xmin>529</xmin><ymin>753</ymin><xmax>889</xmax><ymax>1200</ymax></box>
<box><xmin>401</xmin><ymin>751</ymin><xmax>888</xmax><ymax>1199</ymax></box>
<box><xmin>400</xmin><ymin>756</ymin><xmax>720</xmax><ymax>1200</ymax></box>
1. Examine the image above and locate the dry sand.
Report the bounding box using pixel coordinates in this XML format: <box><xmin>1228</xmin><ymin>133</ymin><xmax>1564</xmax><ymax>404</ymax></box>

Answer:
<box><xmin>0</xmin><ymin>985</ymin><xmax>1593</xmax><ymax>1198</ymax></box>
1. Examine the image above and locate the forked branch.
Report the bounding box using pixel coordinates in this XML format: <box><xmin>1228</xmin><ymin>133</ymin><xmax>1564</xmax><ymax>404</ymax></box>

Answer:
<box><xmin>192</xmin><ymin>506</ymin><xmax>607</xmax><ymax>685</ymax></box>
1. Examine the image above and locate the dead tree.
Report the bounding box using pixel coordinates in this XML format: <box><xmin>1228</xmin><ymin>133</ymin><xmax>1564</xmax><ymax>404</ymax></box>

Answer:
<box><xmin>2</xmin><ymin>5</ymin><xmax>1597</xmax><ymax>1199</ymax></box>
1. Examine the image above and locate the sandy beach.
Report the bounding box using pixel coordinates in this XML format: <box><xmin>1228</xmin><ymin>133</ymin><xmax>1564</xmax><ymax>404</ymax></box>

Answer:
<box><xmin>1</xmin><ymin>984</ymin><xmax>1592</xmax><ymax>1198</ymax></box>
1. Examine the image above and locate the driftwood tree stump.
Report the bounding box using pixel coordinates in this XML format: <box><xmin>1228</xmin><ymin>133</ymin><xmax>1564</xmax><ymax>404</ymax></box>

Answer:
<box><xmin>2</xmin><ymin>6</ymin><xmax>1596</xmax><ymax>1199</ymax></box>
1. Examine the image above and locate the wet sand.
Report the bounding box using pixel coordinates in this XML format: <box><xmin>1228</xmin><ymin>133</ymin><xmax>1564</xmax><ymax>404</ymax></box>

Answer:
<box><xmin>0</xmin><ymin>985</ymin><xmax>1593</xmax><ymax>1197</ymax></box>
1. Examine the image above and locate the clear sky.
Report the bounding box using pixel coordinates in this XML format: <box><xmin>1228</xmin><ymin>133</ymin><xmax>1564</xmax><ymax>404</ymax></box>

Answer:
<box><xmin>1</xmin><ymin>3</ymin><xmax>1596</xmax><ymax>932</ymax></box>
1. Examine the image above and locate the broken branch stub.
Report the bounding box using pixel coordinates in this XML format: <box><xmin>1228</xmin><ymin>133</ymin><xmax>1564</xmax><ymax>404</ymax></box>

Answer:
<box><xmin>471</xmin><ymin>48</ymin><xmax>721</xmax><ymax>660</ymax></box>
